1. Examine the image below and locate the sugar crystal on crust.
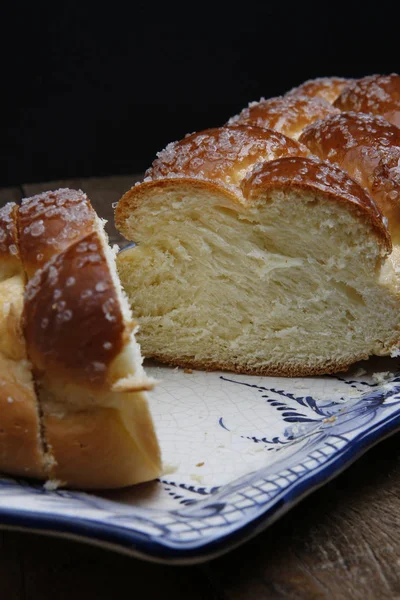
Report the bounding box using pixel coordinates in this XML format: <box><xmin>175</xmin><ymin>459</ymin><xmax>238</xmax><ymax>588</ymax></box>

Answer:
<box><xmin>0</xmin><ymin>203</ymin><xmax>19</xmax><ymax>258</ymax></box>
<box><xmin>19</xmin><ymin>189</ymin><xmax>97</xmax><ymax>274</ymax></box>
<box><xmin>228</xmin><ymin>95</ymin><xmax>339</xmax><ymax>139</ymax></box>
<box><xmin>286</xmin><ymin>77</ymin><xmax>352</xmax><ymax>103</ymax></box>
<box><xmin>334</xmin><ymin>74</ymin><xmax>400</xmax><ymax>127</ymax></box>
<box><xmin>242</xmin><ymin>155</ymin><xmax>388</xmax><ymax>241</ymax></box>
<box><xmin>300</xmin><ymin>112</ymin><xmax>400</xmax><ymax>233</ymax></box>
<box><xmin>146</xmin><ymin>125</ymin><xmax>309</xmax><ymax>189</ymax></box>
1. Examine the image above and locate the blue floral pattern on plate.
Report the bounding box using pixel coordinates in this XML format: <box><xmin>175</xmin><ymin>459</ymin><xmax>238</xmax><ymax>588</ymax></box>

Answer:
<box><xmin>0</xmin><ymin>357</ymin><xmax>399</xmax><ymax>563</ymax></box>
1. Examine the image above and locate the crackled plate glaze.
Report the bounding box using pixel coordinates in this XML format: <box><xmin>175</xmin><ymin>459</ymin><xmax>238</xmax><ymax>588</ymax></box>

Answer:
<box><xmin>1</xmin><ymin>357</ymin><xmax>400</xmax><ymax>563</ymax></box>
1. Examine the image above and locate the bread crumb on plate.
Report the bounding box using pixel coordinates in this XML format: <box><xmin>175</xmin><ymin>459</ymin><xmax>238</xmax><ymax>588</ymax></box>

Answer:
<box><xmin>162</xmin><ymin>462</ymin><xmax>179</xmax><ymax>475</ymax></box>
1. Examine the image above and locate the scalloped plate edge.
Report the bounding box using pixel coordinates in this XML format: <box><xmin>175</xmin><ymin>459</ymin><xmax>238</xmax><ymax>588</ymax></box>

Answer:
<box><xmin>0</xmin><ymin>409</ymin><xmax>398</xmax><ymax>565</ymax></box>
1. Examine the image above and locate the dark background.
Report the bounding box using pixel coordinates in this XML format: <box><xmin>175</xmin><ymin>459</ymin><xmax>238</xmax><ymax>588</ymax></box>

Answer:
<box><xmin>1</xmin><ymin>5</ymin><xmax>399</xmax><ymax>187</ymax></box>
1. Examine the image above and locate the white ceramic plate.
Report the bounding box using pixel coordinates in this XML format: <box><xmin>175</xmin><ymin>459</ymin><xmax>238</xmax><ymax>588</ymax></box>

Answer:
<box><xmin>1</xmin><ymin>356</ymin><xmax>400</xmax><ymax>563</ymax></box>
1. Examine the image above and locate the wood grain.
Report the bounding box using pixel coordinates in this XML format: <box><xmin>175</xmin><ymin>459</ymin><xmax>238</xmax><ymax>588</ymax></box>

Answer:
<box><xmin>2</xmin><ymin>530</ymin><xmax>218</xmax><ymax>600</ymax></box>
<box><xmin>206</xmin><ymin>432</ymin><xmax>400</xmax><ymax>599</ymax></box>
<box><xmin>1</xmin><ymin>179</ymin><xmax>400</xmax><ymax>599</ymax></box>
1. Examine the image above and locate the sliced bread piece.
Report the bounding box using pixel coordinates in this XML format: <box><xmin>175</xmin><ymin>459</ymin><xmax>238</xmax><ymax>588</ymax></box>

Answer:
<box><xmin>116</xmin><ymin>129</ymin><xmax>400</xmax><ymax>376</ymax></box>
<box><xmin>0</xmin><ymin>203</ymin><xmax>47</xmax><ymax>479</ymax></box>
<box><xmin>0</xmin><ymin>190</ymin><xmax>161</xmax><ymax>489</ymax></box>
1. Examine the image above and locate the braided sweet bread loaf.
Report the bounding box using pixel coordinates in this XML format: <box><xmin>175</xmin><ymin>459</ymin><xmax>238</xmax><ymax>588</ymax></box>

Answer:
<box><xmin>0</xmin><ymin>190</ymin><xmax>161</xmax><ymax>488</ymax></box>
<box><xmin>116</xmin><ymin>74</ymin><xmax>400</xmax><ymax>377</ymax></box>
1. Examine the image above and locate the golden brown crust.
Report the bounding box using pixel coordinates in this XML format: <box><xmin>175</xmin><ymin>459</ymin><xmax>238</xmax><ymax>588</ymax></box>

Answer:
<box><xmin>241</xmin><ymin>156</ymin><xmax>391</xmax><ymax>252</ymax></box>
<box><xmin>0</xmin><ymin>203</ymin><xmax>19</xmax><ymax>259</ymax></box>
<box><xmin>227</xmin><ymin>95</ymin><xmax>339</xmax><ymax>140</ymax></box>
<box><xmin>43</xmin><ymin>399</ymin><xmax>161</xmax><ymax>489</ymax></box>
<box><xmin>286</xmin><ymin>77</ymin><xmax>353</xmax><ymax>103</ymax></box>
<box><xmin>0</xmin><ymin>203</ymin><xmax>22</xmax><ymax>279</ymax></box>
<box><xmin>334</xmin><ymin>74</ymin><xmax>400</xmax><ymax>127</ymax></box>
<box><xmin>146</xmin><ymin>125</ymin><xmax>309</xmax><ymax>186</ymax></box>
<box><xmin>23</xmin><ymin>231</ymin><xmax>125</xmax><ymax>387</ymax></box>
<box><xmin>18</xmin><ymin>189</ymin><xmax>97</xmax><ymax>277</ymax></box>
<box><xmin>299</xmin><ymin>112</ymin><xmax>400</xmax><ymax>239</ymax></box>
<box><xmin>144</xmin><ymin>353</ymin><xmax>362</xmax><ymax>377</ymax></box>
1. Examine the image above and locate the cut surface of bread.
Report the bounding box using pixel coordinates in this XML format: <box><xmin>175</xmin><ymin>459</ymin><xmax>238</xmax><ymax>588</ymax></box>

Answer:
<box><xmin>116</xmin><ymin>155</ymin><xmax>400</xmax><ymax>377</ymax></box>
<box><xmin>0</xmin><ymin>190</ymin><xmax>161</xmax><ymax>489</ymax></box>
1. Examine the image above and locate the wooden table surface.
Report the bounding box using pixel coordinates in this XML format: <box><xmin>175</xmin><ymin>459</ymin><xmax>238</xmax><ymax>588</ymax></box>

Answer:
<box><xmin>1</xmin><ymin>176</ymin><xmax>400</xmax><ymax>600</ymax></box>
